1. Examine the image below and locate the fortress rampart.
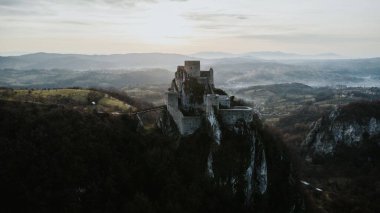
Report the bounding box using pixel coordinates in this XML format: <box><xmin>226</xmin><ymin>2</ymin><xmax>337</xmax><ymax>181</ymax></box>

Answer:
<box><xmin>167</xmin><ymin>105</ymin><xmax>202</xmax><ymax>135</ymax></box>
<box><xmin>219</xmin><ymin>106</ymin><xmax>254</xmax><ymax>126</ymax></box>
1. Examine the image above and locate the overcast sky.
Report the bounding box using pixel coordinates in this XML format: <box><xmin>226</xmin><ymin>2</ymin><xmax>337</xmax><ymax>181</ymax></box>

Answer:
<box><xmin>0</xmin><ymin>0</ymin><xmax>379</xmax><ymax>57</ymax></box>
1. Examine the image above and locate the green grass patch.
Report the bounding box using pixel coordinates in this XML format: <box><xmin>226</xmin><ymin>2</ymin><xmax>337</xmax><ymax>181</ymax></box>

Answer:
<box><xmin>0</xmin><ymin>88</ymin><xmax>133</xmax><ymax>112</ymax></box>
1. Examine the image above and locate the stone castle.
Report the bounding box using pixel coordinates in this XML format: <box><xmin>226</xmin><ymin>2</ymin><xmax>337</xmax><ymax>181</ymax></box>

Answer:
<box><xmin>166</xmin><ymin>61</ymin><xmax>254</xmax><ymax>135</ymax></box>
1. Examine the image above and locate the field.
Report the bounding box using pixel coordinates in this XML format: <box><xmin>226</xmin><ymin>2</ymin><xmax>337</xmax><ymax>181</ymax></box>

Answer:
<box><xmin>0</xmin><ymin>88</ymin><xmax>134</xmax><ymax>113</ymax></box>
<box><xmin>122</xmin><ymin>84</ymin><xmax>168</xmax><ymax>106</ymax></box>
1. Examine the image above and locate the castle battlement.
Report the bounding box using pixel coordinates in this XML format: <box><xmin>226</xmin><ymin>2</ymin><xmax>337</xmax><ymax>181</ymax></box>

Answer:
<box><xmin>167</xmin><ymin>61</ymin><xmax>253</xmax><ymax>135</ymax></box>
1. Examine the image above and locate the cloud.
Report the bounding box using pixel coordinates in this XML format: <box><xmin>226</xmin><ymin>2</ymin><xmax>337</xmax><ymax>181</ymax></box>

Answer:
<box><xmin>182</xmin><ymin>11</ymin><xmax>255</xmax><ymax>36</ymax></box>
<box><xmin>1</xmin><ymin>0</ymin><xmax>379</xmax><ymax>56</ymax></box>
<box><xmin>0</xmin><ymin>0</ymin><xmax>27</xmax><ymax>6</ymax></box>
<box><xmin>60</xmin><ymin>20</ymin><xmax>93</xmax><ymax>26</ymax></box>
<box><xmin>0</xmin><ymin>0</ymin><xmax>188</xmax><ymax>18</ymax></box>
<box><xmin>182</xmin><ymin>11</ymin><xmax>301</xmax><ymax>40</ymax></box>
<box><xmin>239</xmin><ymin>33</ymin><xmax>380</xmax><ymax>44</ymax></box>
<box><xmin>99</xmin><ymin>0</ymin><xmax>156</xmax><ymax>7</ymax></box>
<box><xmin>0</xmin><ymin>0</ymin><xmax>184</xmax><ymax>7</ymax></box>
<box><xmin>183</xmin><ymin>12</ymin><xmax>250</xmax><ymax>22</ymax></box>
<box><xmin>0</xmin><ymin>0</ymin><xmax>56</xmax><ymax>16</ymax></box>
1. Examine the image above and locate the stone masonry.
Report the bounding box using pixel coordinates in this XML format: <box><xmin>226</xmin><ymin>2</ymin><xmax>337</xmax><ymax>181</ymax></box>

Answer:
<box><xmin>166</xmin><ymin>61</ymin><xmax>253</xmax><ymax>135</ymax></box>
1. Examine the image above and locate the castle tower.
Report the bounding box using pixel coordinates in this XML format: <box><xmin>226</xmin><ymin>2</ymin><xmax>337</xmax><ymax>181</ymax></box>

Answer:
<box><xmin>184</xmin><ymin>61</ymin><xmax>200</xmax><ymax>78</ymax></box>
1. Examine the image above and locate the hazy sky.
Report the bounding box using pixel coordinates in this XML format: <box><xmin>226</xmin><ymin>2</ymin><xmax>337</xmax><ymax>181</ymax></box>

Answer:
<box><xmin>1</xmin><ymin>0</ymin><xmax>380</xmax><ymax>57</ymax></box>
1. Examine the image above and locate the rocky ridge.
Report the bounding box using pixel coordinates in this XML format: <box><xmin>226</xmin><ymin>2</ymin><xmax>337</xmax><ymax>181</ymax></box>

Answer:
<box><xmin>303</xmin><ymin>101</ymin><xmax>380</xmax><ymax>160</ymax></box>
<box><xmin>158</xmin><ymin>108</ymin><xmax>305</xmax><ymax>211</ymax></box>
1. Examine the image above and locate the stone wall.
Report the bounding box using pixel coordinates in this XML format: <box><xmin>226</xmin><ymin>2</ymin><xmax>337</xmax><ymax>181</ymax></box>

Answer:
<box><xmin>219</xmin><ymin>106</ymin><xmax>254</xmax><ymax>126</ymax></box>
<box><xmin>167</xmin><ymin>91</ymin><xmax>178</xmax><ymax>108</ymax></box>
<box><xmin>167</xmin><ymin>106</ymin><xmax>202</xmax><ymax>135</ymax></box>
<box><xmin>184</xmin><ymin>61</ymin><xmax>200</xmax><ymax>77</ymax></box>
<box><xmin>208</xmin><ymin>68</ymin><xmax>214</xmax><ymax>86</ymax></box>
<box><xmin>204</xmin><ymin>94</ymin><xmax>219</xmax><ymax>114</ymax></box>
<box><xmin>218</xmin><ymin>95</ymin><xmax>230</xmax><ymax>108</ymax></box>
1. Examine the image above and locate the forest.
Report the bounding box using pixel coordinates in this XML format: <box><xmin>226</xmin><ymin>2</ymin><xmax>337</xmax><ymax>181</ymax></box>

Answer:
<box><xmin>0</xmin><ymin>99</ymin><xmax>305</xmax><ymax>213</ymax></box>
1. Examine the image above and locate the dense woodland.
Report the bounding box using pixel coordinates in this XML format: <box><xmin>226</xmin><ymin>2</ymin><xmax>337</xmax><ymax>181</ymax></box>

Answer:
<box><xmin>1</xmin><ymin>87</ymin><xmax>379</xmax><ymax>213</ymax></box>
<box><xmin>0</xmin><ymin>99</ymin><xmax>307</xmax><ymax>213</ymax></box>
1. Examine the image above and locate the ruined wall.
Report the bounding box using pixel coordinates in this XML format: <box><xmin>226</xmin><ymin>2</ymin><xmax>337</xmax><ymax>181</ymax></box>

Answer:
<box><xmin>167</xmin><ymin>106</ymin><xmax>202</xmax><ymax>135</ymax></box>
<box><xmin>209</xmin><ymin>68</ymin><xmax>214</xmax><ymax>86</ymax></box>
<box><xmin>175</xmin><ymin>66</ymin><xmax>186</xmax><ymax>92</ymax></box>
<box><xmin>204</xmin><ymin>94</ymin><xmax>219</xmax><ymax>114</ymax></box>
<box><xmin>197</xmin><ymin>77</ymin><xmax>209</xmax><ymax>85</ymax></box>
<box><xmin>167</xmin><ymin>91</ymin><xmax>178</xmax><ymax>108</ymax></box>
<box><xmin>219</xmin><ymin>106</ymin><xmax>254</xmax><ymax>125</ymax></box>
<box><xmin>218</xmin><ymin>95</ymin><xmax>230</xmax><ymax>108</ymax></box>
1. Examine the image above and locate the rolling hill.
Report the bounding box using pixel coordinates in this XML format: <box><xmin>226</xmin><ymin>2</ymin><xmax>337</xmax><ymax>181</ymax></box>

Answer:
<box><xmin>0</xmin><ymin>52</ymin><xmax>197</xmax><ymax>70</ymax></box>
<box><xmin>1</xmin><ymin>52</ymin><xmax>380</xmax><ymax>89</ymax></box>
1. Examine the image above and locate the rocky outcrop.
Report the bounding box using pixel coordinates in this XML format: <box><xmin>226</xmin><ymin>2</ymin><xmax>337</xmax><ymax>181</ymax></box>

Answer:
<box><xmin>304</xmin><ymin>102</ymin><xmax>380</xmax><ymax>159</ymax></box>
<box><xmin>236</xmin><ymin>120</ymin><xmax>268</xmax><ymax>204</ymax></box>
<box><xmin>157</xmin><ymin>108</ymin><xmax>304</xmax><ymax>212</ymax></box>
<box><xmin>156</xmin><ymin>109</ymin><xmax>180</xmax><ymax>138</ymax></box>
<box><xmin>205</xmin><ymin>107</ymin><xmax>221</xmax><ymax>177</ymax></box>
<box><xmin>206</xmin><ymin>116</ymin><xmax>271</xmax><ymax>208</ymax></box>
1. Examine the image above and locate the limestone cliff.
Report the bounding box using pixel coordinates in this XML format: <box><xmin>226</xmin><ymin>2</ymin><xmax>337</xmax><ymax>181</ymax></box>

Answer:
<box><xmin>303</xmin><ymin>101</ymin><xmax>380</xmax><ymax>160</ymax></box>
<box><xmin>158</xmin><ymin>108</ymin><xmax>305</xmax><ymax>212</ymax></box>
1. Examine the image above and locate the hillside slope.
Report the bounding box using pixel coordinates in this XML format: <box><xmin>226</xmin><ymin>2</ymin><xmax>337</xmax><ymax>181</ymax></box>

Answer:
<box><xmin>0</xmin><ymin>99</ymin><xmax>309</xmax><ymax>212</ymax></box>
<box><xmin>0</xmin><ymin>88</ymin><xmax>135</xmax><ymax>113</ymax></box>
<box><xmin>0</xmin><ymin>68</ymin><xmax>172</xmax><ymax>88</ymax></box>
<box><xmin>304</xmin><ymin>101</ymin><xmax>380</xmax><ymax>159</ymax></box>
<box><xmin>299</xmin><ymin>101</ymin><xmax>380</xmax><ymax>212</ymax></box>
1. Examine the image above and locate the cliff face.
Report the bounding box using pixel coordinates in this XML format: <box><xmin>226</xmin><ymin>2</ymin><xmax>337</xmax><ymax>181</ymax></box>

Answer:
<box><xmin>303</xmin><ymin>102</ymin><xmax>380</xmax><ymax>160</ymax></box>
<box><xmin>158</xmin><ymin>108</ymin><xmax>305</xmax><ymax>212</ymax></box>
<box><xmin>156</xmin><ymin>109</ymin><xmax>181</xmax><ymax>138</ymax></box>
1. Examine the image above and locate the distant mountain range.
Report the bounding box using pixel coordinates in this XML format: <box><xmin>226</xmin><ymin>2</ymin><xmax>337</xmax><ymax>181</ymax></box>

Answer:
<box><xmin>0</xmin><ymin>51</ymin><xmax>345</xmax><ymax>71</ymax></box>
<box><xmin>190</xmin><ymin>51</ymin><xmax>342</xmax><ymax>60</ymax></box>
<box><xmin>0</xmin><ymin>52</ymin><xmax>197</xmax><ymax>71</ymax></box>
<box><xmin>0</xmin><ymin>52</ymin><xmax>379</xmax><ymax>88</ymax></box>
